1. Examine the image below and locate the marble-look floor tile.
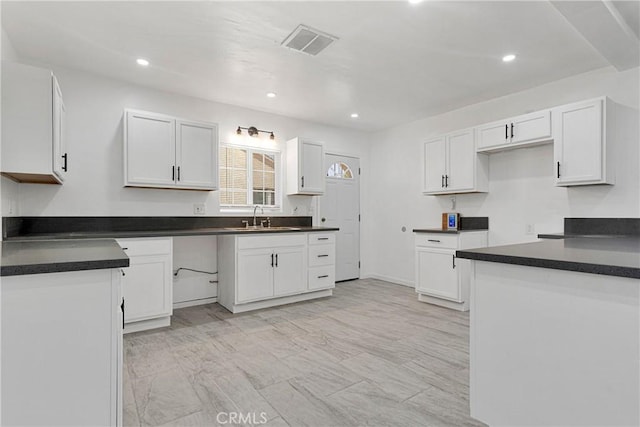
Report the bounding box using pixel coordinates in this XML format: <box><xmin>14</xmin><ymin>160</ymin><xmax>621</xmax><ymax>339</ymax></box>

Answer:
<box><xmin>231</xmin><ymin>347</ymin><xmax>300</xmax><ymax>390</ymax></box>
<box><xmin>124</xmin><ymin>279</ymin><xmax>487</xmax><ymax>427</ymax></box>
<box><xmin>171</xmin><ymin>342</ymin><xmax>240</xmax><ymax>378</ymax></box>
<box><xmin>134</xmin><ymin>369</ymin><xmax>202</xmax><ymax>426</ymax></box>
<box><xmin>263</xmin><ymin>416</ymin><xmax>290</xmax><ymax>427</ymax></box>
<box><xmin>123</xmin><ymin>404</ymin><xmax>140</xmax><ymax>427</ymax></box>
<box><xmin>259</xmin><ymin>380</ymin><xmax>347</xmax><ymax>427</ymax></box>
<box><xmin>326</xmin><ymin>380</ymin><xmax>449</xmax><ymax>427</ymax></box>
<box><xmin>340</xmin><ymin>352</ymin><xmax>429</xmax><ymax>401</ymax></box>
<box><xmin>214</xmin><ymin>372</ymin><xmax>279</xmax><ymax>421</ymax></box>
<box><xmin>406</xmin><ymin>384</ymin><xmax>485</xmax><ymax>427</ymax></box>
<box><xmin>126</xmin><ymin>342</ymin><xmax>179</xmax><ymax>380</ymax></box>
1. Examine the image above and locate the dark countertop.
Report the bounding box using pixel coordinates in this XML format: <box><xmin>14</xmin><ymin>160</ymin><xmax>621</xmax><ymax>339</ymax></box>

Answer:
<box><xmin>456</xmin><ymin>236</ymin><xmax>640</xmax><ymax>279</ymax></box>
<box><xmin>4</xmin><ymin>226</ymin><xmax>339</xmax><ymax>241</ymax></box>
<box><xmin>413</xmin><ymin>228</ymin><xmax>488</xmax><ymax>234</ymax></box>
<box><xmin>1</xmin><ymin>239</ymin><xmax>129</xmax><ymax>277</ymax></box>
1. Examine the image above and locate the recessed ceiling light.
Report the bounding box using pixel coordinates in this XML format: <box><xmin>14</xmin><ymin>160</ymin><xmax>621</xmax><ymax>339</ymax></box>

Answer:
<box><xmin>502</xmin><ymin>54</ymin><xmax>516</xmax><ymax>62</ymax></box>
<box><xmin>266</xmin><ymin>92</ymin><xmax>277</xmax><ymax>98</ymax></box>
<box><xmin>408</xmin><ymin>0</ymin><xmax>424</xmax><ymax>4</ymax></box>
<box><xmin>351</xmin><ymin>113</ymin><xmax>359</xmax><ymax>118</ymax></box>
<box><xmin>136</xmin><ymin>58</ymin><xmax>149</xmax><ymax>67</ymax></box>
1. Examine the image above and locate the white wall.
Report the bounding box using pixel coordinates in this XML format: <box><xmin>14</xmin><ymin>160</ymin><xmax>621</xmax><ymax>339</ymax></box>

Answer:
<box><xmin>366</xmin><ymin>66</ymin><xmax>640</xmax><ymax>286</ymax></box>
<box><xmin>14</xmin><ymin>64</ymin><xmax>371</xmax><ymax>220</ymax></box>
<box><xmin>1</xmin><ymin>27</ymin><xmax>20</xmax><ymax>217</ymax></box>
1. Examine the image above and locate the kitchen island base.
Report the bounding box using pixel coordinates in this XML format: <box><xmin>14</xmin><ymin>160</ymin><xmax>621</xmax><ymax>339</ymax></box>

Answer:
<box><xmin>469</xmin><ymin>261</ymin><xmax>639</xmax><ymax>426</ymax></box>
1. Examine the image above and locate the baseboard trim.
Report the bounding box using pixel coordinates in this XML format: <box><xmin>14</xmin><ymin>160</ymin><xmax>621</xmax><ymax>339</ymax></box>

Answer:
<box><xmin>124</xmin><ymin>316</ymin><xmax>170</xmax><ymax>334</ymax></box>
<box><xmin>363</xmin><ymin>274</ymin><xmax>414</xmax><ymax>288</ymax></box>
<box><xmin>222</xmin><ymin>288</ymin><xmax>333</xmax><ymax>314</ymax></box>
<box><xmin>173</xmin><ymin>297</ymin><xmax>218</xmax><ymax>309</ymax></box>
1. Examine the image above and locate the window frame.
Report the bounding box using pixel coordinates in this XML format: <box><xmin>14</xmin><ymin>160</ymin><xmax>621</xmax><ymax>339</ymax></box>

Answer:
<box><xmin>219</xmin><ymin>143</ymin><xmax>282</xmax><ymax>213</ymax></box>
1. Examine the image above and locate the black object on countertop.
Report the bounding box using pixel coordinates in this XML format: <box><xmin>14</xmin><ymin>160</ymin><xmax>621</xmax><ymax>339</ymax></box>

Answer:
<box><xmin>1</xmin><ymin>239</ymin><xmax>129</xmax><ymax>277</ymax></box>
<box><xmin>413</xmin><ymin>216</ymin><xmax>488</xmax><ymax>234</ymax></box>
<box><xmin>456</xmin><ymin>236</ymin><xmax>640</xmax><ymax>279</ymax></box>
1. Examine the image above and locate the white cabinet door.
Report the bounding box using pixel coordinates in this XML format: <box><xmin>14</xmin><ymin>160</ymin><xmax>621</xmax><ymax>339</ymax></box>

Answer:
<box><xmin>1</xmin><ymin>62</ymin><xmax>64</xmax><ymax>184</ymax></box>
<box><xmin>125</xmin><ymin>111</ymin><xmax>176</xmax><ymax>187</ymax></box>
<box><xmin>511</xmin><ymin>109</ymin><xmax>552</xmax><ymax>144</ymax></box>
<box><xmin>477</xmin><ymin>120</ymin><xmax>508</xmax><ymax>150</ymax></box>
<box><xmin>237</xmin><ymin>248</ymin><xmax>275</xmax><ymax>302</ymax></box>
<box><xmin>423</xmin><ymin>137</ymin><xmax>447</xmax><ymax>193</ymax></box>
<box><xmin>447</xmin><ymin>130</ymin><xmax>475</xmax><ymax>191</ymax></box>
<box><xmin>416</xmin><ymin>248</ymin><xmax>460</xmax><ymax>302</ymax></box>
<box><xmin>176</xmin><ymin>120</ymin><xmax>218</xmax><ymax>190</ymax></box>
<box><xmin>554</xmin><ymin>99</ymin><xmax>604</xmax><ymax>185</ymax></box>
<box><xmin>286</xmin><ymin>137</ymin><xmax>325</xmax><ymax>195</ymax></box>
<box><xmin>300</xmin><ymin>140</ymin><xmax>324</xmax><ymax>194</ymax></box>
<box><xmin>52</xmin><ymin>76</ymin><xmax>67</xmax><ymax>181</ymax></box>
<box><xmin>273</xmin><ymin>246</ymin><xmax>306</xmax><ymax>296</ymax></box>
<box><xmin>123</xmin><ymin>254</ymin><xmax>172</xmax><ymax>322</ymax></box>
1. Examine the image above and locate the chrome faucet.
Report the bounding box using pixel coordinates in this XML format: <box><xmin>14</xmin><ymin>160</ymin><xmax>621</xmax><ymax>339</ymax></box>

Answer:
<box><xmin>253</xmin><ymin>205</ymin><xmax>264</xmax><ymax>226</ymax></box>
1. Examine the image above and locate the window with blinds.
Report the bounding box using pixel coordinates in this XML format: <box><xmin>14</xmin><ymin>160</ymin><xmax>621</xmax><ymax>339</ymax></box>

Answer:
<box><xmin>219</xmin><ymin>145</ymin><xmax>280</xmax><ymax>208</ymax></box>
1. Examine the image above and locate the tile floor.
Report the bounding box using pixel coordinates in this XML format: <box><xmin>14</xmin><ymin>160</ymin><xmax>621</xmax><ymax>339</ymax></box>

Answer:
<box><xmin>123</xmin><ymin>279</ymin><xmax>486</xmax><ymax>427</ymax></box>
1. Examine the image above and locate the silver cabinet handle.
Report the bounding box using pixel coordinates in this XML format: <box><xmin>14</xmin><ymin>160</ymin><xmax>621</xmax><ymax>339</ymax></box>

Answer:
<box><xmin>318</xmin><ymin>275</ymin><xmax>329</xmax><ymax>279</ymax></box>
<box><xmin>427</xmin><ymin>239</ymin><xmax>441</xmax><ymax>243</ymax></box>
<box><xmin>317</xmin><ymin>254</ymin><xmax>329</xmax><ymax>258</ymax></box>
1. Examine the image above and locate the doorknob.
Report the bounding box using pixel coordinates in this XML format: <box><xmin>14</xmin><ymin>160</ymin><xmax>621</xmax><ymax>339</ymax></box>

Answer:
<box><xmin>321</xmin><ymin>217</ymin><xmax>326</xmax><ymax>222</ymax></box>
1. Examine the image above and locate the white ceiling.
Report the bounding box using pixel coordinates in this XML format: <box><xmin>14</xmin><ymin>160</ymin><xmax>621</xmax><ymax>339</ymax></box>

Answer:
<box><xmin>2</xmin><ymin>1</ymin><xmax>633</xmax><ymax>131</ymax></box>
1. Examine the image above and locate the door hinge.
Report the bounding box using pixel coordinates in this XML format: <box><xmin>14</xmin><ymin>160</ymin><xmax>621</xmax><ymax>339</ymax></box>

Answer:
<box><xmin>358</xmin><ymin>261</ymin><xmax>361</xmax><ymax>269</ymax></box>
<box><xmin>358</xmin><ymin>214</ymin><xmax>361</xmax><ymax>222</ymax></box>
<box><xmin>358</xmin><ymin>167</ymin><xmax>361</xmax><ymax>175</ymax></box>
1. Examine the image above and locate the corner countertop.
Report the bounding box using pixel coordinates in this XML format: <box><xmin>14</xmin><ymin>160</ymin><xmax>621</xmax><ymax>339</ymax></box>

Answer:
<box><xmin>456</xmin><ymin>236</ymin><xmax>640</xmax><ymax>279</ymax></box>
<box><xmin>1</xmin><ymin>239</ymin><xmax>129</xmax><ymax>277</ymax></box>
<box><xmin>5</xmin><ymin>226</ymin><xmax>339</xmax><ymax>241</ymax></box>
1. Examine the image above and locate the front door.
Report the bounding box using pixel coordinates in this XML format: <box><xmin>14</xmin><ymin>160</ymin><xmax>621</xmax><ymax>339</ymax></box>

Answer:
<box><xmin>319</xmin><ymin>154</ymin><xmax>360</xmax><ymax>282</ymax></box>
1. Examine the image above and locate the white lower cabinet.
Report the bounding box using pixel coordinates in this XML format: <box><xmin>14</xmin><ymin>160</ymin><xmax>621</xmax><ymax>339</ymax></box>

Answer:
<box><xmin>414</xmin><ymin>231</ymin><xmax>488</xmax><ymax>311</ymax></box>
<box><xmin>117</xmin><ymin>237</ymin><xmax>173</xmax><ymax>333</ymax></box>
<box><xmin>2</xmin><ymin>269</ymin><xmax>122</xmax><ymax>426</ymax></box>
<box><xmin>218</xmin><ymin>232</ymin><xmax>335</xmax><ymax>313</ymax></box>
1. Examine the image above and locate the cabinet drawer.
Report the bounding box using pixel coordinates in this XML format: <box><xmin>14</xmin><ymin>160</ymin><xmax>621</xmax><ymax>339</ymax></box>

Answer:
<box><xmin>308</xmin><ymin>266</ymin><xmax>335</xmax><ymax>290</ymax></box>
<box><xmin>308</xmin><ymin>233</ymin><xmax>335</xmax><ymax>245</ymax></box>
<box><xmin>415</xmin><ymin>233</ymin><xmax>458</xmax><ymax>249</ymax></box>
<box><xmin>116</xmin><ymin>237</ymin><xmax>172</xmax><ymax>256</ymax></box>
<box><xmin>309</xmin><ymin>244</ymin><xmax>335</xmax><ymax>267</ymax></box>
<box><xmin>237</xmin><ymin>234</ymin><xmax>306</xmax><ymax>249</ymax></box>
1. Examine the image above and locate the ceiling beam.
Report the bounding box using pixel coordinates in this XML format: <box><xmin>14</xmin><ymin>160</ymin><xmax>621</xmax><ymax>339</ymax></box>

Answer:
<box><xmin>551</xmin><ymin>0</ymin><xmax>639</xmax><ymax>71</ymax></box>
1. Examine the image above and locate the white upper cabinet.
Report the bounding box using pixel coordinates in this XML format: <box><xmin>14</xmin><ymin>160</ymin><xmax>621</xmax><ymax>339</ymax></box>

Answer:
<box><xmin>477</xmin><ymin>109</ymin><xmax>552</xmax><ymax>152</ymax></box>
<box><xmin>1</xmin><ymin>61</ymin><xmax>68</xmax><ymax>184</ymax></box>
<box><xmin>286</xmin><ymin>137</ymin><xmax>325</xmax><ymax>195</ymax></box>
<box><xmin>423</xmin><ymin>129</ymin><xmax>488</xmax><ymax>195</ymax></box>
<box><xmin>124</xmin><ymin>109</ymin><xmax>218</xmax><ymax>191</ymax></box>
<box><xmin>554</xmin><ymin>97</ymin><xmax>614</xmax><ymax>186</ymax></box>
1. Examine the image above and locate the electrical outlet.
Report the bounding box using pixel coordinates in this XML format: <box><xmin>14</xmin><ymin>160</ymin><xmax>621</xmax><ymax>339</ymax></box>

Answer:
<box><xmin>525</xmin><ymin>224</ymin><xmax>535</xmax><ymax>235</ymax></box>
<box><xmin>194</xmin><ymin>203</ymin><xmax>206</xmax><ymax>215</ymax></box>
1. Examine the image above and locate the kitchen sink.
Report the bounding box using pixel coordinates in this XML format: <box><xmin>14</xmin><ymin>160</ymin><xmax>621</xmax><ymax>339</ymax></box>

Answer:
<box><xmin>223</xmin><ymin>226</ymin><xmax>302</xmax><ymax>231</ymax></box>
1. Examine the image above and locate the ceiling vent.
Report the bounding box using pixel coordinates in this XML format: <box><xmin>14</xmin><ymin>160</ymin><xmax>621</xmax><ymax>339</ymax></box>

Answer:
<box><xmin>281</xmin><ymin>24</ymin><xmax>338</xmax><ymax>56</ymax></box>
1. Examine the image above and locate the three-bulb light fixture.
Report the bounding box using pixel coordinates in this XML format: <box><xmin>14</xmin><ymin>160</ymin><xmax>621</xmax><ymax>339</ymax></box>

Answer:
<box><xmin>236</xmin><ymin>126</ymin><xmax>275</xmax><ymax>140</ymax></box>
